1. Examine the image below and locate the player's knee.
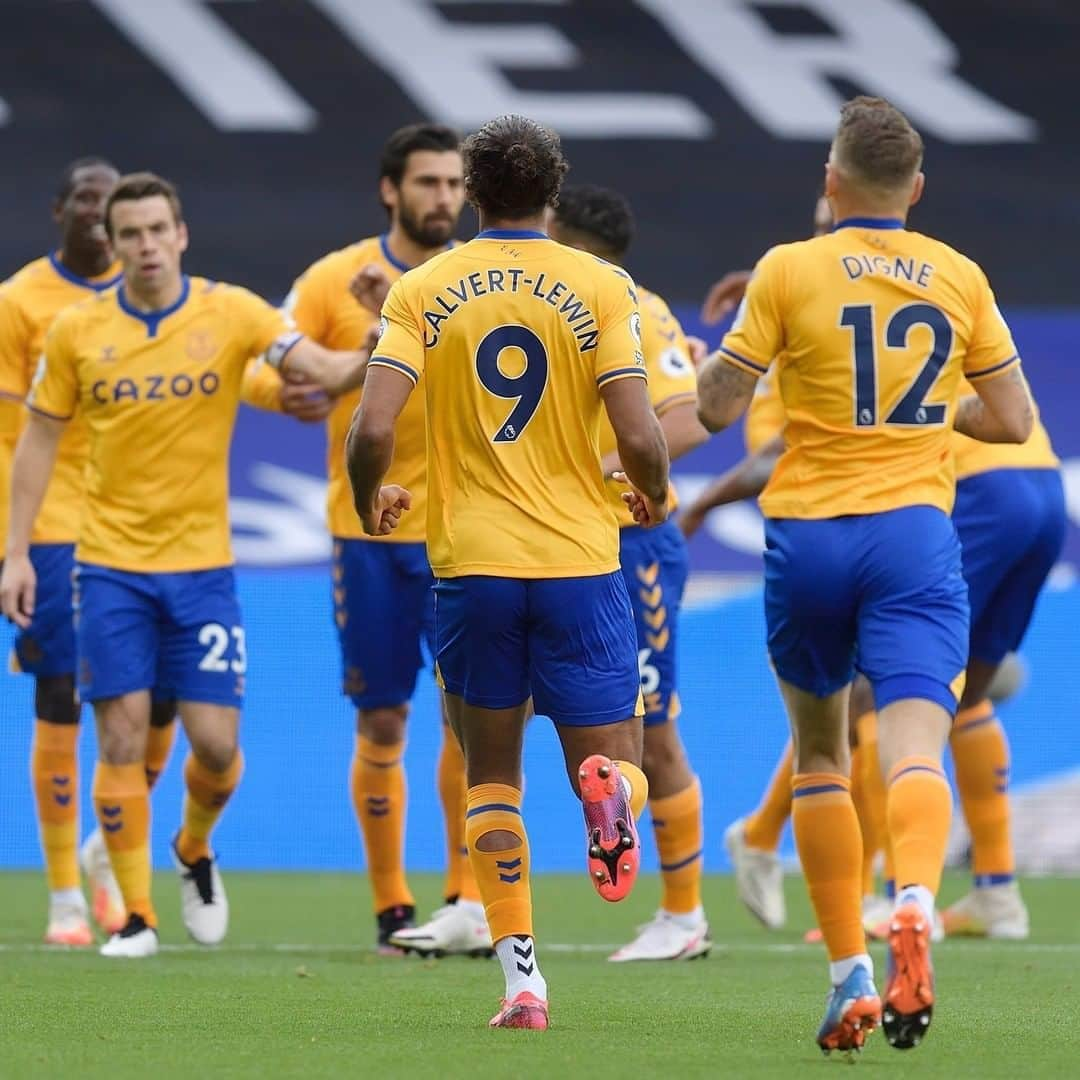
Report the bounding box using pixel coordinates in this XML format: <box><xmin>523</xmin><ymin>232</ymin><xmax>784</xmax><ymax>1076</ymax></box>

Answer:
<box><xmin>642</xmin><ymin>723</ymin><xmax>687</xmax><ymax>782</ymax></box>
<box><xmin>795</xmin><ymin>729</ymin><xmax>850</xmax><ymax>775</ymax></box>
<box><xmin>150</xmin><ymin>698</ymin><xmax>177</xmax><ymax>728</ymax></box>
<box><xmin>34</xmin><ymin>674</ymin><xmax>79</xmax><ymax>726</ymax></box>
<box><xmin>849</xmin><ymin>675</ymin><xmax>875</xmax><ymax>726</ymax></box>
<box><xmin>359</xmin><ymin>704</ymin><xmax>409</xmax><ymax>744</ymax></box>
<box><xmin>190</xmin><ymin>733</ymin><xmax>238</xmax><ymax>774</ymax></box>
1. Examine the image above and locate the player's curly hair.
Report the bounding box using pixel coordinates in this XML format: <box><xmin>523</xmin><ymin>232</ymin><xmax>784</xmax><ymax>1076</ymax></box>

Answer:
<box><xmin>834</xmin><ymin>96</ymin><xmax>924</xmax><ymax>193</ymax></box>
<box><xmin>552</xmin><ymin>184</ymin><xmax>635</xmax><ymax>259</ymax></box>
<box><xmin>462</xmin><ymin>115</ymin><xmax>569</xmax><ymax>219</ymax></box>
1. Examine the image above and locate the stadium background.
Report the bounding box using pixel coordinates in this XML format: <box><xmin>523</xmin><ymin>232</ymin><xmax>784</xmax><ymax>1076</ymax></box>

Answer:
<box><xmin>1</xmin><ymin>0</ymin><xmax>1077</xmax><ymax>876</ymax></box>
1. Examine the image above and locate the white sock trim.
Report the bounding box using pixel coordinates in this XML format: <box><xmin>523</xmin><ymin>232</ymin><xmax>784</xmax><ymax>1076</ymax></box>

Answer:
<box><xmin>495</xmin><ymin>935</ymin><xmax>547</xmax><ymax>1001</ymax></box>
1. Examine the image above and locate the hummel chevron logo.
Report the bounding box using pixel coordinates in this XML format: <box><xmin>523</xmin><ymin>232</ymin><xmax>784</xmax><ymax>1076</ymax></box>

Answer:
<box><xmin>53</xmin><ymin>794</ymin><xmax>72</xmax><ymax>807</ymax></box>
<box><xmin>516</xmin><ymin>961</ymin><xmax>535</xmax><ymax>975</ymax></box>
<box><xmin>513</xmin><ymin>942</ymin><xmax>533</xmax><ymax>960</ymax></box>
<box><xmin>367</xmin><ymin>795</ymin><xmax>390</xmax><ymax>818</ymax></box>
<box><xmin>495</xmin><ymin>857</ymin><xmax>522</xmax><ymax>870</ymax></box>
<box><xmin>101</xmin><ymin>805</ymin><xmax>122</xmax><ymax>817</ymax></box>
<box><xmin>51</xmin><ymin>775</ymin><xmax>71</xmax><ymax>786</ymax></box>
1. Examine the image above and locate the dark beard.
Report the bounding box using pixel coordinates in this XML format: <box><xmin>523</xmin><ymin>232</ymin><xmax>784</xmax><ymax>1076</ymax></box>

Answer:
<box><xmin>399</xmin><ymin>205</ymin><xmax>455</xmax><ymax>249</ymax></box>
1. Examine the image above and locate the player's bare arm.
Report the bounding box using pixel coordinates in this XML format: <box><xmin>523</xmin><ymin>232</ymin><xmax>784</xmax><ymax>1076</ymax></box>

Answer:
<box><xmin>600</xmin><ymin>376</ymin><xmax>669</xmax><ymax>527</ymax></box>
<box><xmin>0</xmin><ymin>411</ymin><xmax>66</xmax><ymax>627</ymax></box>
<box><xmin>601</xmin><ymin>400</ymin><xmax>708</xmax><ymax>480</ymax></box>
<box><xmin>345</xmin><ymin>365</ymin><xmax>414</xmax><ymax>535</ymax></box>
<box><xmin>696</xmin><ymin>353</ymin><xmax>758</xmax><ymax>432</ymax></box>
<box><xmin>955</xmin><ymin>366</ymin><xmax>1035</xmax><ymax>444</ymax></box>
<box><xmin>273</xmin><ymin>334</ymin><xmax>373</xmax><ymax>397</ymax></box>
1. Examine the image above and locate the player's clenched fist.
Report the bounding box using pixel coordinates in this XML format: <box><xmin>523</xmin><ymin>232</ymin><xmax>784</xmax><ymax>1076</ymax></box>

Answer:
<box><xmin>349</xmin><ymin>264</ymin><xmax>392</xmax><ymax>315</ymax></box>
<box><xmin>612</xmin><ymin>471</ymin><xmax>668</xmax><ymax>529</ymax></box>
<box><xmin>0</xmin><ymin>553</ymin><xmax>37</xmax><ymax>629</ymax></box>
<box><xmin>360</xmin><ymin>484</ymin><xmax>412</xmax><ymax>536</ymax></box>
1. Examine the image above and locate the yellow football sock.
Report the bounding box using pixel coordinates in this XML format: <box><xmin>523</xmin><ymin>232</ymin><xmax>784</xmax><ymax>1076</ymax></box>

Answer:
<box><xmin>854</xmin><ymin>711</ymin><xmax>890</xmax><ymax>897</ymax></box>
<box><xmin>352</xmin><ymin>735</ymin><xmax>413</xmax><ymax>912</ymax></box>
<box><xmin>31</xmin><ymin>720</ymin><xmax>80</xmax><ymax>892</ymax></box>
<box><xmin>887</xmin><ymin>755</ymin><xmax>952</xmax><ymax>896</ymax></box>
<box><xmin>93</xmin><ymin>762</ymin><xmax>155</xmax><ymax>927</ymax></box>
<box><xmin>465</xmin><ymin>783</ymin><xmax>531</xmax><ymax>943</ymax></box>
<box><xmin>438</xmin><ymin>726</ymin><xmax>479</xmax><ymax>902</ymax></box>
<box><xmin>615</xmin><ymin>759</ymin><xmax>649</xmax><ymax>819</ymax></box>
<box><xmin>744</xmin><ymin>740</ymin><xmax>793</xmax><ymax>852</ymax></box>
<box><xmin>791</xmin><ymin>772</ymin><xmax>865</xmax><ymax>961</ymax></box>
<box><xmin>176</xmin><ymin>751</ymin><xmax>244</xmax><ymax>865</ymax></box>
<box><xmin>145</xmin><ymin>718</ymin><xmax>178</xmax><ymax>790</ymax></box>
<box><xmin>650</xmin><ymin>777</ymin><xmax>703</xmax><ymax>915</ymax></box>
<box><xmin>952</xmin><ymin>700</ymin><xmax>1014</xmax><ymax>883</ymax></box>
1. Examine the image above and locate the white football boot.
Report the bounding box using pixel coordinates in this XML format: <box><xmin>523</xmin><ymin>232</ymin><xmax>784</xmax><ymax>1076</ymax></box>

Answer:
<box><xmin>172</xmin><ymin>836</ymin><xmax>229</xmax><ymax>945</ymax></box>
<box><xmin>724</xmin><ymin>817</ymin><xmax>786</xmax><ymax>929</ymax></box>
<box><xmin>943</xmin><ymin>880</ymin><xmax>1029</xmax><ymax>940</ymax></box>
<box><xmin>608</xmin><ymin>909</ymin><xmax>712</xmax><ymax>962</ymax></box>
<box><xmin>100</xmin><ymin>914</ymin><xmax>159</xmax><ymax>958</ymax></box>
<box><xmin>80</xmin><ymin>828</ymin><xmax>126</xmax><ymax>935</ymax></box>
<box><xmin>389</xmin><ymin>900</ymin><xmax>494</xmax><ymax>957</ymax></box>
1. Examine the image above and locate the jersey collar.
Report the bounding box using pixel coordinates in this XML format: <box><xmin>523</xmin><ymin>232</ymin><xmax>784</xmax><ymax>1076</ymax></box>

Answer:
<box><xmin>117</xmin><ymin>275</ymin><xmax>191</xmax><ymax>338</ymax></box>
<box><xmin>832</xmin><ymin>216</ymin><xmax>905</xmax><ymax>231</ymax></box>
<box><xmin>48</xmin><ymin>251</ymin><xmax>123</xmax><ymax>292</ymax></box>
<box><xmin>475</xmin><ymin>228</ymin><xmax>548</xmax><ymax>240</ymax></box>
<box><xmin>378</xmin><ymin>232</ymin><xmax>454</xmax><ymax>274</ymax></box>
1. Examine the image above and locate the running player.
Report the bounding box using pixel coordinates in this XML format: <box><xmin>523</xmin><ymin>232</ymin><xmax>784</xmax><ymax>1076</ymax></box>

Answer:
<box><xmin>252</xmin><ymin>124</ymin><xmax>485</xmax><ymax>955</ymax></box>
<box><xmin>0</xmin><ymin>157</ymin><xmax>180</xmax><ymax>945</ymax></box>
<box><xmin>695</xmin><ymin>97</ymin><xmax>1034</xmax><ymax>1053</ymax></box>
<box><xmin>547</xmin><ymin>184</ymin><xmax>712</xmax><ymax>962</ymax></box>
<box><xmin>1</xmin><ymin>172</ymin><xmax>372</xmax><ymax>957</ymax></box>
<box><xmin>346</xmin><ymin>114</ymin><xmax>668</xmax><ymax>1029</ymax></box>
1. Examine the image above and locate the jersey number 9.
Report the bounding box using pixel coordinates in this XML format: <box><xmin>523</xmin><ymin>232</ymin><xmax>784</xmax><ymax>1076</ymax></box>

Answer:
<box><xmin>475</xmin><ymin>325</ymin><xmax>549</xmax><ymax>443</ymax></box>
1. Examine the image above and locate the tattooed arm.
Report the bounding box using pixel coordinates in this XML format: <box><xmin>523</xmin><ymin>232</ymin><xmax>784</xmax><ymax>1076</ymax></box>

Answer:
<box><xmin>695</xmin><ymin>352</ymin><xmax>760</xmax><ymax>433</ymax></box>
<box><xmin>955</xmin><ymin>366</ymin><xmax>1035</xmax><ymax>444</ymax></box>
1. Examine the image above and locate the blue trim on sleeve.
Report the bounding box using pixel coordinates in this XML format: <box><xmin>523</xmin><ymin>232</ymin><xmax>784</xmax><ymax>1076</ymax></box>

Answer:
<box><xmin>26</xmin><ymin>402</ymin><xmax>74</xmax><ymax>422</ymax></box>
<box><xmin>465</xmin><ymin>802</ymin><xmax>521</xmax><ymax>818</ymax></box>
<box><xmin>476</xmin><ymin>228</ymin><xmax>548</xmax><ymax>240</ymax></box>
<box><xmin>718</xmin><ymin>345</ymin><xmax>768</xmax><ymax>375</ymax></box>
<box><xmin>116</xmin><ymin>276</ymin><xmax>191</xmax><ymax>338</ymax></box>
<box><xmin>48</xmin><ymin>252</ymin><xmax>123</xmax><ymax>292</ymax></box>
<box><xmin>966</xmin><ymin>354</ymin><xmax>1019</xmax><ymax>380</ymax></box>
<box><xmin>597</xmin><ymin>366</ymin><xmax>648</xmax><ymax>387</ymax></box>
<box><xmin>833</xmin><ymin>216</ymin><xmax>905</xmax><ymax>231</ymax></box>
<box><xmin>369</xmin><ymin>356</ymin><xmax>420</xmax><ymax>385</ymax></box>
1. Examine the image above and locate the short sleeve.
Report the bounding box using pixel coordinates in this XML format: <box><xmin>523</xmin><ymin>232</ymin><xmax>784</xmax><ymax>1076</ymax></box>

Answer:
<box><xmin>228</xmin><ymin>286</ymin><xmax>294</xmax><ymax>360</ymax></box>
<box><xmin>282</xmin><ymin>266</ymin><xmax>330</xmax><ymax>343</ymax></box>
<box><xmin>963</xmin><ymin>270</ymin><xmax>1020</xmax><ymax>382</ymax></box>
<box><xmin>369</xmin><ymin>278</ymin><xmax>424</xmax><ymax>386</ymax></box>
<box><xmin>593</xmin><ymin>265</ymin><xmax>647</xmax><ymax>389</ymax></box>
<box><xmin>240</xmin><ymin>357</ymin><xmax>283</xmax><ymax>412</ymax></box>
<box><xmin>0</xmin><ymin>288</ymin><xmax>32</xmax><ymax>400</ymax></box>
<box><xmin>26</xmin><ymin>315</ymin><xmax>79</xmax><ymax>421</ymax></box>
<box><xmin>718</xmin><ymin>246</ymin><xmax>786</xmax><ymax>378</ymax></box>
<box><xmin>639</xmin><ymin>293</ymin><xmax>696</xmax><ymax>415</ymax></box>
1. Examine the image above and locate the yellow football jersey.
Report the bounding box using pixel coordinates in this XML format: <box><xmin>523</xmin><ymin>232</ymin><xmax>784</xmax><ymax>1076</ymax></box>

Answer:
<box><xmin>744</xmin><ymin>367</ymin><xmax>786</xmax><ymax>454</ymax></box>
<box><xmin>721</xmin><ymin>218</ymin><xmax>1021</xmax><ymax>519</ymax></box>
<box><xmin>28</xmin><ymin>276</ymin><xmax>290</xmax><ymax>572</ymax></box>
<box><xmin>284</xmin><ymin>234</ymin><xmax>445</xmax><ymax>543</ymax></box>
<box><xmin>598</xmin><ymin>285</ymin><xmax>695</xmax><ymax>525</ymax></box>
<box><xmin>952</xmin><ymin>376</ymin><xmax>1058</xmax><ymax>479</ymax></box>
<box><xmin>372</xmin><ymin>228</ymin><xmax>646</xmax><ymax>578</ymax></box>
<box><xmin>0</xmin><ymin>254</ymin><xmax>122</xmax><ymax>555</ymax></box>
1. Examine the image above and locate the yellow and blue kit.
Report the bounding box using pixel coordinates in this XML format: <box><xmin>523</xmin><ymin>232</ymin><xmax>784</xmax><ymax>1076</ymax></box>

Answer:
<box><xmin>281</xmin><ymin>234</ymin><xmax>443</xmax><ymax>708</ymax></box>
<box><xmin>0</xmin><ymin>253</ymin><xmax>121</xmax><ymax>676</ymax></box>
<box><xmin>598</xmin><ymin>286</ymin><xmax>696</xmax><ymax>727</ymax></box>
<box><xmin>721</xmin><ymin>216</ymin><xmax>1024</xmax><ymax>712</ymax></box>
<box><xmin>373</xmin><ymin>228</ymin><xmax>647</xmax><ymax>725</ymax></box>
<box><xmin>28</xmin><ymin>275</ymin><xmax>291</xmax><ymax>704</ymax></box>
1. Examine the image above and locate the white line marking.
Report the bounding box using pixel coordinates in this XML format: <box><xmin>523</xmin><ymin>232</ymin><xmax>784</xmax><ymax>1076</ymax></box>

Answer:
<box><xmin>2</xmin><ymin>940</ymin><xmax>1078</xmax><ymax>955</ymax></box>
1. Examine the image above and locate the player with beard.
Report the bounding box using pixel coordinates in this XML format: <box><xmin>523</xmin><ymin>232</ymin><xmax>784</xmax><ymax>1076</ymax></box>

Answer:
<box><xmin>244</xmin><ymin>125</ymin><xmax>482</xmax><ymax>953</ymax></box>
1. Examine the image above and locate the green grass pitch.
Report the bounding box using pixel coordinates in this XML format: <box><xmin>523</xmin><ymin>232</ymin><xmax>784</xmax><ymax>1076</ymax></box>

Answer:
<box><xmin>3</xmin><ymin>870</ymin><xmax>1079</xmax><ymax>1078</ymax></box>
